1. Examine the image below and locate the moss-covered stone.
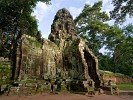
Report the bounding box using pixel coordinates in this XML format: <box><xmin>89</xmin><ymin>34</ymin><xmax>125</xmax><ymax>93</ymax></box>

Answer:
<box><xmin>6</xmin><ymin>8</ymin><xmax>101</xmax><ymax>95</ymax></box>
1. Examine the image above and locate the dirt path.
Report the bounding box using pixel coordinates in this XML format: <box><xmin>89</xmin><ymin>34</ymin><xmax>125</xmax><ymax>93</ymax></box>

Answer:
<box><xmin>0</xmin><ymin>93</ymin><xmax>133</xmax><ymax>100</ymax></box>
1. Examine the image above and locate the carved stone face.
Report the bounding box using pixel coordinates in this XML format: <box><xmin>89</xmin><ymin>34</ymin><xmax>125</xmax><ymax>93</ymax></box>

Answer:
<box><xmin>49</xmin><ymin>8</ymin><xmax>76</xmax><ymax>39</ymax></box>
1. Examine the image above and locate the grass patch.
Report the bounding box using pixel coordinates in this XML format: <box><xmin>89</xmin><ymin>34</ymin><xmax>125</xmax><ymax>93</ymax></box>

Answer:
<box><xmin>117</xmin><ymin>84</ymin><xmax>133</xmax><ymax>90</ymax></box>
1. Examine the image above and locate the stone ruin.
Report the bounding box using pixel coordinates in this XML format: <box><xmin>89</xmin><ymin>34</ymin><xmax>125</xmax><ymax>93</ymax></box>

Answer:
<box><xmin>1</xmin><ymin>8</ymin><xmax>102</xmax><ymax>95</ymax></box>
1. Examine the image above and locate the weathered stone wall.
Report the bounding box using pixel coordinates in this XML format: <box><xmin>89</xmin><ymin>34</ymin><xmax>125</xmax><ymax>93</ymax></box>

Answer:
<box><xmin>62</xmin><ymin>38</ymin><xmax>100</xmax><ymax>87</ymax></box>
<box><xmin>0</xmin><ymin>57</ymin><xmax>11</xmax><ymax>92</ymax></box>
<box><xmin>15</xmin><ymin>35</ymin><xmax>43</xmax><ymax>80</ymax></box>
<box><xmin>2</xmin><ymin>8</ymin><xmax>133</xmax><ymax>95</ymax></box>
<box><xmin>0</xmin><ymin>57</ymin><xmax>11</xmax><ymax>82</ymax></box>
<box><xmin>100</xmin><ymin>71</ymin><xmax>133</xmax><ymax>84</ymax></box>
<box><xmin>13</xmin><ymin>8</ymin><xmax>101</xmax><ymax>91</ymax></box>
<box><xmin>42</xmin><ymin>39</ymin><xmax>62</xmax><ymax>79</ymax></box>
<box><xmin>48</xmin><ymin>8</ymin><xmax>100</xmax><ymax>87</ymax></box>
<box><xmin>15</xmin><ymin>35</ymin><xmax>62</xmax><ymax>80</ymax></box>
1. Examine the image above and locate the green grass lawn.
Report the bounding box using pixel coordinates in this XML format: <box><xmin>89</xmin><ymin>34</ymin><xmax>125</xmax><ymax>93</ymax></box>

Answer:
<box><xmin>117</xmin><ymin>84</ymin><xmax>133</xmax><ymax>90</ymax></box>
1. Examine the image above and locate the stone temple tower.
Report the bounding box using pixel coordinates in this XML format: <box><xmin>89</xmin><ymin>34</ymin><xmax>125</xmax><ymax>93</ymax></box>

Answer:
<box><xmin>48</xmin><ymin>8</ymin><xmax>101</xmax><ymax>88</ymax></box>
<box><xmin>15</xmin><ymin>8</ymin><xmax>101</xmax><ymax>89</ymax></box>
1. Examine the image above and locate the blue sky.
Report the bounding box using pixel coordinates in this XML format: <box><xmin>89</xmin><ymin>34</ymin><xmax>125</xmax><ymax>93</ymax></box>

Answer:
<box><xmin>33</xmin><ymin>0</ymin><xmax>133</xmax><ymax>38</ymax></box>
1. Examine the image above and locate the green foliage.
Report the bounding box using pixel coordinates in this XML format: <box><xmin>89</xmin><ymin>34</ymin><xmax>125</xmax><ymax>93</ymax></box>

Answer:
<box><xmin>100</xmin><ymin>24</ymin><xmax>133</xmax><ymax>77</ymax></box>
<box><xmin>26</xmin><ymin>36</ymin><xmax>41</xmax><ymax>48</ymax></box>
<box><xmin>110</xmin><ymin>0</ymin><xmax>133</xmax><ymax>23</ymax></box>
<box><xmin>112</xmin><ymin>24</ymin><xmax>133</xmax><ymax>76</ymax></box>
<box><xmin>0</xmin><ymin>0</ymin><xmax>51</xmax><ymax>80</ymax></box>
<box><xmin>104</xmin><ymin>25</ymin><xmax>124</xmax><ymax>52</ymax></box>
<box><xmin>100</xmin><ymin>70</ymin><xmax>131</xmax><ymax>78</ymax></box>
<box><xmin>0</xmin><ymin>0</ymin><xmax>38</xmax><ymax>34</ymax></box>
<box><xmin>122</xmin><ymin>23</ymin><xmax>133</xmax><ymax>38</ymax></box>
<box><xmin>0</xmin><ymin>0</ymin><xmax>51</xmax><ymax>57</ymax></box>
<box><xmin>74</xmin><ymin>1</ymin><xmax>110</xmax><ymax>55</ymax></box>
<box><xmin>113</xmin><ymin>37</ymin><xmax>133</xmax><ymax>76</ymax></box>
<box><xmin>1</xmin><ymin>1</ymin><xmax>31</xmax><ymax>57</ymax></box>
<box><xmin>74</xmin><ymin>1</ymin><xmax>133</xmax><ymax>77</ymax></box>
<box><xmin>75</xmin><ymin>1</ymin><xmax>133</xmax><ymax>77</ymax></box>
<box><xmin>0</xmin><ymin>61</ymin><xmax>11</xmax><ymax>85</ymax></box>
<box><xmin>99</xmin><ymin>54</ymin><xmax>113</xmax><ymax>71</ymax></box>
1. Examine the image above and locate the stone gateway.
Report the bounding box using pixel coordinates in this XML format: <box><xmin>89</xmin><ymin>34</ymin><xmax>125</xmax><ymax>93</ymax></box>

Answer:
<box><xmin>14</xmin><ymin>8</ymin><xmax>101</xmax><ymax>92</ymax></box>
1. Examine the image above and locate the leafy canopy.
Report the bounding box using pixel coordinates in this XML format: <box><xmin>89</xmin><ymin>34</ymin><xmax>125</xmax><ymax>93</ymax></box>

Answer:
<box><xmin>75</xmin><ymin>1</ymin><xmax>111</xmax><ymax>55</ymax></box>
<box><xmin>0</xmin><ymin>0</ymin><xmax>50</xmax><ymax>57</ymax></box>
<box><xmin>110</xmin><ymin>0</ymin><xmax>133</xmax><ymax>23</ymax></box>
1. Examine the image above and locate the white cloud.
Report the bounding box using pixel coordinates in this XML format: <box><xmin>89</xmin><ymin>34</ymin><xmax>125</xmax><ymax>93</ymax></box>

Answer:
<box><xmin>102</xmin><ymin>0</ymin><xmax>114</xmax><ymax>15</ymax></box>
<box><xmin>49</xmin><ymin>1</ymin><xmax>60</xmax><ymax>12</ymax></box>
<box><xmin>102</xmin><ymin>0</ymin><xmax>109</xmax><ymax>6</ymax></box>
<box><xmin>33</xmin><ymin>2</ymin><xmax>50</xmax><ymax>22</ymax></box>
<box><xmin>85</xmin><ymin>0</ymin><xmax>91</xmax><ymax>4</ymax></box>
<box><xmin>85</xmin><ymin>0</ymin><xmax>94</xmax><ymax>6</ymax></box>
<box><xmin>69</xmin><ymin>7</ymin><xmax>83</xmax><ymax>19</ymax></box>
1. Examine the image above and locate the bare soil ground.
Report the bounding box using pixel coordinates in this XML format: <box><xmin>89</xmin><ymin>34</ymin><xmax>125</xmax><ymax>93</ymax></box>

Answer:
<box><xmin>0</xmin><ymin>93</ymin><xmax>133</xmax><ymax>100</ymax></box>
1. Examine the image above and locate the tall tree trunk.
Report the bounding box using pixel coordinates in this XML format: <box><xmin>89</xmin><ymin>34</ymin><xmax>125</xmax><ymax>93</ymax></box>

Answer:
<box><xmin>10</xmin><ymin>28</ymin><xmax>22</xmax><ymax>80</ymax></box>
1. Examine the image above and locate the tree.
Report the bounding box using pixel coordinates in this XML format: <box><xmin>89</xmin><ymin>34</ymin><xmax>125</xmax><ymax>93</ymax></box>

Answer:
<box><xmin>113</xmin><ymin>37</ymin><xmax>133</xmax><ymax>76</ymax></box>
<box><xmin>122</xmin><ymin>23</ymin><xmax>133</xmax><ymax>38</ymax></box>
<box><xmin>103</xmin><ymin>25</ymin><xmax>125</xmax><ymax>73</ymax></box>
<box><xmin>110</xmin><ymin>0</ymin><xmax>133</xmax><ymax>23</ymax></box>
<box><xmin>112</xmin><ymin>24</ymin><xmax>133</xmax><ymax>76</ymax></box>
<box><xmin>75</xmin><ymin>1</ymin><xmax>133</xmax><ymax>76</ymax></box>
<box><xmin>74</xmin><ymin>1</ymin><xmax>110</xmax><ymax>55</ymax></box>
<box><xmin>104</xmin><ymin>24</ymin><xmax>133</xmax><ymax>76</ymax></box>
<box><xmin>104</xmin><ymin>25</ymin><xmax>124</xmax><ymax>52</ymax></box>
<box><xmin>99</xmin><ymin>53</ymin><xmax>113</xmax><ymax>71</ymax></box>
<box><xmin>0</xmin><ymin>0</ymin><xmax>50</xmax><ymax>57</ymax></box>
<box><xmin>0</xmin><ymin>0</ymin><xmax>51</xmax><ymax>80</ymax></box>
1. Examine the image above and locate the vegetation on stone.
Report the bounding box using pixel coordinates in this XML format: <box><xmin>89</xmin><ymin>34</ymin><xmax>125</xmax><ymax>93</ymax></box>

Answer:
<box><xmin>0</xmin><ymin>7</ymin><xmax>102</xmax><ymax>95</ymax></box>
<box><xmin>0</xmin><ymin>0</ymin><xmax>132</xmax><ymax>96</ymax></box>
